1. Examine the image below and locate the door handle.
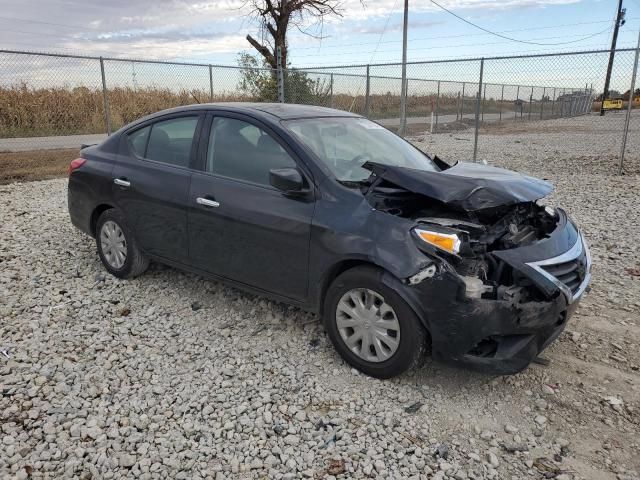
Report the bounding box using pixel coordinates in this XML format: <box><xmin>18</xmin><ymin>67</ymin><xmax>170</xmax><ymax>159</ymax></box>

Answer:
<box><xmin>114</xmin><ymin>178</ymin><xmax>131</xmax><ymax>188</ymax></box>
<box><xmin>196</xmin><ymin>197</ymin><xmax>220</xmax><ymax>208</ymax></box>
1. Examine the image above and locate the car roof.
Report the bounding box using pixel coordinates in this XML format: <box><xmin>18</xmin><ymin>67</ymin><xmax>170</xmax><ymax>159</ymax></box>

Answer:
<box><xmin>141</xmin><ymin>102</ymin><xmax>361</xmax><ymax>121</ymax></box>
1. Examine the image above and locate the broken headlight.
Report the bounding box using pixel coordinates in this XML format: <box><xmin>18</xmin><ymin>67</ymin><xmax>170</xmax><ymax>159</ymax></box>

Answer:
<box><xmin>413</xmin><ymin>228</ymin><xmax>461</xmax><ymax>255</ymax></box>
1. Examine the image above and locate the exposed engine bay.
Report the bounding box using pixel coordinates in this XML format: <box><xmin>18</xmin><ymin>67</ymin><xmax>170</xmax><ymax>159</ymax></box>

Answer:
<box><xmin>361</xmin><ymin>162</ymin><xmax>561</xmax><ymax>303</ymax></box>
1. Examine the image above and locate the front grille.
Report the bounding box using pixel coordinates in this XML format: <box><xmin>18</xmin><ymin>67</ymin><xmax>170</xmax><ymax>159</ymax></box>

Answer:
<box><xmin>540</xmin><ymin>248</ymin><xmax>588</xmax><ymax>295</ymax></box>
<box><xmin>526</xmin><ymin>234</ymin><xmax>591</xmax><ymax>304</ymax></box>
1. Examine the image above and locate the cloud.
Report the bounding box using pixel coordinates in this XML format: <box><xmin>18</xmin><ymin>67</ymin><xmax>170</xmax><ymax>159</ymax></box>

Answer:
<box><xmin>0</xmin><ymin>0</ymin><xmax>583</xmax><ymax>60</ymax></box>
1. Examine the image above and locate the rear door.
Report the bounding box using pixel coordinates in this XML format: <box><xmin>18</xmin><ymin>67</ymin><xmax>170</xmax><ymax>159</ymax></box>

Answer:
<box><xmin>187</xmin><ymin>113</ymin><xmax>315</xmax><ymax>301</ymax></box>
<box><xmin>112</xmin><ymin>113</ymin><xmax>203</xmax><ymax>264</ymax></box>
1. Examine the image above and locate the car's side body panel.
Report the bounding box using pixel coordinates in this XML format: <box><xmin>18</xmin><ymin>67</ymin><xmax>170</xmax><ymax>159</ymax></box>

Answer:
<box><xmin>68</xmin><ymin>136</ymin><xmax>120</xmax><ymax>236</ymax></box>
<box><xmin>189</xmin><ymin>171</ymin><xmax>315</xmax><ymax>301</ymax></box>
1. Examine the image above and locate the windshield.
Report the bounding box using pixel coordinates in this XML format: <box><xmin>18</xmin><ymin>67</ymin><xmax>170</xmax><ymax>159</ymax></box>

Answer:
<box><xmin>284</xmin><ymin>117</ymin><xmax>439</xmax><ymax>182</ymax></box>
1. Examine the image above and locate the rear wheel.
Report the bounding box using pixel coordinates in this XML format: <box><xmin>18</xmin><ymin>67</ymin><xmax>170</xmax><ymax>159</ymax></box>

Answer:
<box><xmin>96</xmin><ymin>209</ymin><xmax>149</xmax><ymax>279</ymax></box>
<box><xmin>323</xmin><ymin>266</ymin><xmax>427</xmax><ymax>379</ymax></box>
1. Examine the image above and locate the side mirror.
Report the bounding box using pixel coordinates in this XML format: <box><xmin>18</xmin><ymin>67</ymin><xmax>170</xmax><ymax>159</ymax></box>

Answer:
<box><xmin>270</xmin><ymin>168</ymin><xmax>304</xmax><ymax>193</ymax></box>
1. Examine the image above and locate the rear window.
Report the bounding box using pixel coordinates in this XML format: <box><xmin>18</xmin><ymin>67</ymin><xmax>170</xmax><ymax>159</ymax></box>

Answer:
<box><xmin>126</xmin><ymin>116</ymin><xmax>198</xmax><ymax>168</ymax></box>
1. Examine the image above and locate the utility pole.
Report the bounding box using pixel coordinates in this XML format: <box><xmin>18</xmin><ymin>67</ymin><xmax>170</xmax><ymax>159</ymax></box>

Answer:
<box><xmin>601</xmin><ymin>0</ymin><xmax>626</xmax><ymax>115</ymax></box>
<box><xmin>618</xmin><ymin>27</ymin><xmax>640</xmax><ymax>174</ymax></box>
<box><xmin>399</xmin><ymin>0</ymin><xmax>409</xmax><ymax>136</ymax></box>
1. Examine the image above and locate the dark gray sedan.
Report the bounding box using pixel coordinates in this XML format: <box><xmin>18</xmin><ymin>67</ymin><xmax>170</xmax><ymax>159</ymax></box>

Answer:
<box><xmin>68</xmin><ymin>103</ymin><xmax>591</xmax><ymax>378</ymax></box>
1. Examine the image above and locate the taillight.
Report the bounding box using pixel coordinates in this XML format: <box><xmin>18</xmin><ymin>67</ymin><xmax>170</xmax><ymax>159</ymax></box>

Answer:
<box><xmin>68</xmin><ymin>158</ymin><xmax>87</xmax><ymax>176</ymax></box>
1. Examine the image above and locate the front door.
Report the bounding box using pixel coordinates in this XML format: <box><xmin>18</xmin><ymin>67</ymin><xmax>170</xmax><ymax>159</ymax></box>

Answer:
<box><xmin>188</xmin><ymin>114</ymin><xmax>315</xmax><ymax>301</ymax></box>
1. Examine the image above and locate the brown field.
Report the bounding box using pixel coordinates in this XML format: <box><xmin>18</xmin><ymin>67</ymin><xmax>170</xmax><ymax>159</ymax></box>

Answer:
<box><xmin>0</xmin><ymin>83</ymin><xmax>523</xmax><ymax>139</ymax></box>
<box><xmin>0</xmin><ymin>84</ymin><xmax>249</xmax><ymax>138</ymax></box>
<box><xmin>0</xmin><ymin>149</ymin><xmax>77</xmax><ymax>184</ymax></box>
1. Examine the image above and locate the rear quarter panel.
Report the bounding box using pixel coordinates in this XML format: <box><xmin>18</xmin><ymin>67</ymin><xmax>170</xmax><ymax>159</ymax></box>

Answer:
<box><xmin>68</xmin><ymin>140</ymin><xmax>118</xmax><ymax>236</ymax></box>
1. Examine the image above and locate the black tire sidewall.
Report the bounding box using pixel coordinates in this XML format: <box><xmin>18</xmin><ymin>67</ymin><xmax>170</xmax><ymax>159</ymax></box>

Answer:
<box><xmin>323</xmin><ymin>266</ymin><xmax>426</xmax><ymax>379</ymax></box>
<box><xmin>95</xmin><ymin>209</ymin><xmax>138</xmax><ymax>279</ymax></box>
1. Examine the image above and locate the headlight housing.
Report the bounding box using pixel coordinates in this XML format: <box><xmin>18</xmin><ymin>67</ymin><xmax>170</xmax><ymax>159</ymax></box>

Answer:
<box><xmin>414</xmin><ymin>228</ymin><xmax>461</xmax><ymax>255</ymax></box>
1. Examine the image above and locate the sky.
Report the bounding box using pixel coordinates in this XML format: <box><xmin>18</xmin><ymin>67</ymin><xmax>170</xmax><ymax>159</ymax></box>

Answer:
<box><xmin>0</xmin><ymin>0</ymin><xmax>638</xmax><ymax>95</ymax></box>
<box><xmin>0</xmin><ymin>0</ymin><xmax>638</xmax><ymax>67</ymax></box>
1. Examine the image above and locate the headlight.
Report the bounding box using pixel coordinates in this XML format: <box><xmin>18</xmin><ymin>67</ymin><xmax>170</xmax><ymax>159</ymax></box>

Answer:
<box><xmin>414</xmin><ymin>228</ymin><xmax>461</xmax><ymax>255</ymax></box>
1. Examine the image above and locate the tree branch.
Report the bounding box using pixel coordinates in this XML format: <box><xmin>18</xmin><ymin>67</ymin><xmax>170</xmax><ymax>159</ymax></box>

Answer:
<box><xmin>246</xmin><ymin>34</ymin><xmax>277</xmax><ymax>69</ymax></box>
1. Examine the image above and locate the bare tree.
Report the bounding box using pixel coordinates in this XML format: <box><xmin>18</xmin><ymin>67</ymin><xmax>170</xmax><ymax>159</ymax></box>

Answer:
<box><xmin>245</xmin><ymin>0</ymin><xmax>343</xmax><ymax>69</ymax></box>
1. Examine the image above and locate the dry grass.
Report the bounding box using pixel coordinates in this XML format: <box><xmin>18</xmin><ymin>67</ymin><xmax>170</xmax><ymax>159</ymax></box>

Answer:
<box><xmin>0</xmin><ymin>149</ymin><xmax>77</xmax><ymax>184</ymax></box>
<box><xmin>0</xmin><ymin>84</ymin><xmax>250</xmax><ymax>138</ymax></box>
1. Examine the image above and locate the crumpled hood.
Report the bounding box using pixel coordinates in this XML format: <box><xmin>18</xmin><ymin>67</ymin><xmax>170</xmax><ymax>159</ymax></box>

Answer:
<box><xmin>362</xmin><ymin>160</ymin><xmax>553</xmax><ymax>212</ymax></box>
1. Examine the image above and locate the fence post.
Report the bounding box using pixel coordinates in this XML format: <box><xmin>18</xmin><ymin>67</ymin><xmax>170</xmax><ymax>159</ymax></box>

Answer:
<box><xmin>435</xmin><ymin>80</ymin><xmax>440</xmax><ymax>126</ymax></box>
<box><xmin>456</xmin><ymin>91</ymin><xmax>461</xmax><ymax>121</ymax></box>
<box><xmin>551</xmin><ymin>87</ymin><xmax>556</xmax><ymax>117</ymax></box>
<box><xmin>515</xmin><ymin>85</ymin><xmax>519</xmax><ymax>120</ymax></box>
<box><xmin>364</xmin><ymin>65</ymin><xmax>371</xmax><ymax>117</ymax></box>
<box><xmin>540</xmin><ymin>87</ymin><xmax>545</xmax><ymax>119</ymax></box>
<box><xmin>99</xmin><ymin>57</ymin><xmax>111</xmax><ymax>136</ymax></box>
<box><xmin>276</xmin><ymin>47</ymin><xmax>285</xmax><ymax>103</ymax></box>
<box><xmin>481</xmin><ymin>83</ymin><xmax>486</xmax><ymax>122</ymax></box>
<box><xmin>499</xmin><ymin>84</ymin><xmax>504</xmax><ymax>122</ymax></box>
<box><xmin>461</xmin><ymin>82</ymin><xmax>466</xmax><ymax>119</ymax></box>
<box><xmin>473</xmin><ymin>58</ymin><xmax>484</xmax><ymax>163</ymax></box>
<box><xmin>208</xmin><ymin>65</ymin><xmax>214</xmax><ymax>102</ymax></box>
<box><xmin>619</xmin><ymin>32</ymin><xmax>640</xmax><ymax>174</ymax></box>
<box><xmin>330</xmin><ymin>73</ymin><xmax>334</xmax><ymax>108</ymax></box>
<box><xmin>569</xmin><ymin>96</ymin><xmax>574</xmax><ymax>116</ymax></box>
<box><xmin>528</xmin><ymin>87</ymin><xmax>533</xmax><ymax>120</ymax></box>
<box><xmin>399</xmin><ymin>77</ymin><xmax>408</xmax><ymax>136</ymax></box>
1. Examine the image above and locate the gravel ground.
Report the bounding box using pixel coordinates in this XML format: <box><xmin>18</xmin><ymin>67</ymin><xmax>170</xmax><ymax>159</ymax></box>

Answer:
<box><xmin>1</xmin><ymin>114</ymin><xmax>639</xmax><ymax>480</ymax></box>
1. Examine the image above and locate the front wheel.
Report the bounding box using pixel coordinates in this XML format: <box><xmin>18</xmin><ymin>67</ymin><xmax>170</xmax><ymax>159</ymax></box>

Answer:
<box><xmin>95</xmin><ymin>209</ymin><xmax>149</xmax><ymax>279</ymax></box>
<box><xmin>323</xmin><ymin>266</ymin><xmax>427</xmax><ymax>379</ymax></box>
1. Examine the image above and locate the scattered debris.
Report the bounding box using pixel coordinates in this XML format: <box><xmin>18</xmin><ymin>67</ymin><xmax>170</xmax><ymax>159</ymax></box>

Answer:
<box><xmin>624</xmin><ymin>266</ymin><xmax>640</xmax><ymax>276</ymax></box>
<box><xmin>533</xmin><ymin>457</ymin><xmax>561</xmax><ymax>476</ymax></box>
<box><xmin>405</xmin><ymin>402</ymin><xmax>424</xmax><ymax>414</ymax></box>
<box><xmin>434</xmin><ymin>443</ymin><xmax>449</xmax><ymax>459</ymax></box>
<box><xmin>326</xmin><ymin>458</ymin><xmax>346</xmax><ymax>475</ymax></box>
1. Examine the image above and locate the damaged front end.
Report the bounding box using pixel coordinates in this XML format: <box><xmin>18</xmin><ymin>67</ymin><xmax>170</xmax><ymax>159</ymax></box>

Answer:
<box><xmin>361</xmin><ymin>160</ymin><xmax>591</xmax><ymax>374</ymax></box>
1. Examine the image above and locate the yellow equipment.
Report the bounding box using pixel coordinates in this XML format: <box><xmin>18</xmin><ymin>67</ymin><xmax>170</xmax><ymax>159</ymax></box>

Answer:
<box><xmin>603</xmin><ymin>98</ymin><xmax>623</xmax><ymax>110</ymax></box>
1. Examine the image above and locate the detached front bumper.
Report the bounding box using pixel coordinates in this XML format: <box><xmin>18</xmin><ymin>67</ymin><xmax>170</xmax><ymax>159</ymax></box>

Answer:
<box><xmin>393</xmin><ymin>216</ymin><xmax>591</xmax><ymax>375</ymax></box>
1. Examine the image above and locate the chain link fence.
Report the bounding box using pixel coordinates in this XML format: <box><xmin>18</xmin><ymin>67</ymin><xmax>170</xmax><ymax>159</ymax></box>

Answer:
<box><xmin>1</xmin><ymin>47</ymin><xmax>638</xmax><ymax>182</ymax></box>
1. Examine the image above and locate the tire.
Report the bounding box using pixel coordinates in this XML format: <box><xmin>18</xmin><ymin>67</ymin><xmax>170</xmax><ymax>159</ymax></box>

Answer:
<box><xmin>323</xmin><ymin>266</ymin><xmax>427</xmax><ymax>379</ymax></box>
<box><xmin>95</xmin><ymin>209</ymin><xmax>149</xmax><ymax>279</ymax></box>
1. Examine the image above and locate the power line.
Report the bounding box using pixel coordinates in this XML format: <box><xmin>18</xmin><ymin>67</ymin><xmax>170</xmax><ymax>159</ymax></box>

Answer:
<box><xmin>0</xmin><ymin>28</ymin><xmax>177</xmax><ymax>55</ymax></box>
<box><xmin>292</xmin><ymin>18</ymin><xmax>633</xmax><ymax>51</ymax></box>
<box><xmin>0</xmin><ymin>40</ymin><xmax>166</xmax><ymax>60</ymax></box>
<box><xmin>367</xmin><ymin>0</ymin><xmax>399</xmax><ymax>64</ymax></box>
<box><xmin>289</xmin><ymin>31</ymin><xmax>614</xmax><ymax>59</ymax></box>
<box><xmin>429</xmin><ymin>0</ymin><xmax>615</xmax><ymax>46</ymax></box>
<box><xmin>291</xmin><ymin>42</ymin><xmax>638</xmax><ymax>67</ymax></box>
<box><xmin>0</xmin><ymin>15</ymin><xmax>105</xmax><ymax>32</ymax></box>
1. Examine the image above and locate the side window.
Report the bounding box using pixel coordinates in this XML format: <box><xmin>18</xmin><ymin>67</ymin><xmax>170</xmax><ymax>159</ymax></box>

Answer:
<box><xmin>207</xmin><ymin>117</ymin><xmax>296</xmax><ymax>186</ymax></box>
<box><xmin>127</xmin><ymin>126</ymin><xmax>150</xmax><ymax>157</ymax></box>
<box><xmin>144</xmin><ymin>116</ymin><xmax>198</xmax><ymax>168</ymax></box>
